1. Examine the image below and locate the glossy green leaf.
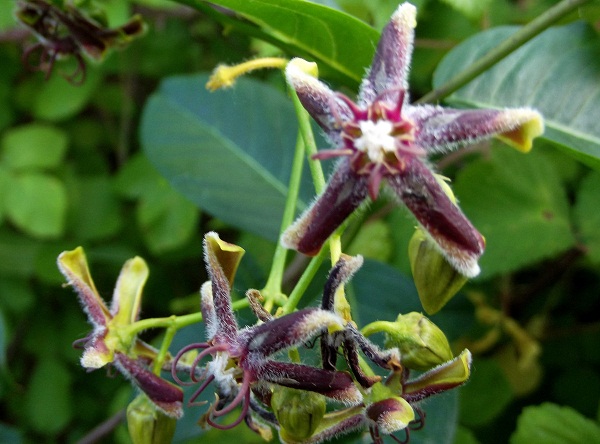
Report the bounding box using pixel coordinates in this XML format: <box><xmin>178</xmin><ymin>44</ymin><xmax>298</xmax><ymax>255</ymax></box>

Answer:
<box><xmin>1</xmin><ymin>123</ymin><xmax>68</xmax><ymax>171</ymax></box>
<box><xmin>141</xmin><ymin>74</ymin><xmax>307</xmax><ymax>241</ymax></box>
<box><xmin>180</xmin><ymin>0</ymin><xmax>379</xmax><ymax>84</ymax></box>
<box><xmin>511</xmin><ymin>403</ymin><xmax>600</xmax><ymax>444</ymax></box>
<box><xmin>574</xmin><ymin>171</ymin><xmax>600</xmax><ymax>264</ymax></box>
<box><xmin>25</xmin><ymin>358</ymin><xmax>73</xmax><ymax>434</ymax></box>
<box><xmin>433</xmin><ymin>22</ymin><xmax>600</xmax><ymax>169</ymax></box>
<box><xmin>6</xmin><ymin>173</ymin><xmax>67</xmax><ymax>239</ymax></box>
<box><xmin>454</xmin><ymin>147</ymin><xmax>576</xmax><ymax>278</ymax></box>
<box><xmin>460</xmin><ymin>358</ymin><xmax>513</xmax><ymax>427</ymax></box>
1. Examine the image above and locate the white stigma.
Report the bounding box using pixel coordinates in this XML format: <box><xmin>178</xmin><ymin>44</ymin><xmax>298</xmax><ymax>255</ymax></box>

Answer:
<box><xmin>354</xmin><ymin>120</ymin><xmax>396</xmax><ymax>163</ymax></box>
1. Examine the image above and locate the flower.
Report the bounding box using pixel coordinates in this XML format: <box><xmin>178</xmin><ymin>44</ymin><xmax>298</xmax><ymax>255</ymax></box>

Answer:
<box><xmin>281</xmin><ymin>2</ymin><xmax>543</xmax><ymax>278</ymax></box>
<box><xmin>57</xmin><ymin>247</ymin><xmax>183</xmax><ymax>417</ymax></box>
<box><xmin>171</xmin><ymin>232</ymin><xmax>362</xmax><ymax>431</ymax></box>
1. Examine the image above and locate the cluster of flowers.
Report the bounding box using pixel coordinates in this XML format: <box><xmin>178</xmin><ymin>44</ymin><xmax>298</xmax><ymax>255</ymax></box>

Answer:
<box><xmin>56</xmin><ymin>2</ymin><xmax>543</xmax><ymax>443</ymax></box>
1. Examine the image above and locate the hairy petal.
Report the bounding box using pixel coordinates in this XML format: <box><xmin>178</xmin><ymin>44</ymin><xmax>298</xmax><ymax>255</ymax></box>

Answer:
<box><xmin>114</xmin><ymin>353</ymin><xmax>184</xmax><ymax>418</ymax></box>
<box><xmin>281</xmin><ymin>160</ymin><xmax>369</xmax><ymax>256</ymax></box>
<box><xmin>286</xmin><ymin>59</ymin><xmax>352</xmax><ymax>144</ymax></box>
<box><xmin>242</xmin><ymin>308</ymin><xmax>345</xmax><ymax>357</ymax></box>
<box><xmin>57</xmin><ymin>247</ymin><xmax>110</xmax><ymax>327</ymax></box>
<box><xmin>321</xmin><ymin>254</ymin><xmax>364</xmax><ymax>312</ymax></box>
<box><xmin>409</xmin><ymin>105</ymin><xmax>544</xmax><ymax>154</ymax></box>
<box><xmin>402</xmin><ymin>349</ymin><xmax>472</xmax><ymax>403</ymax></box>
<box><xmin>386</xmin><ymin>158</ymin><xmax>484</xmax><ymax>277</ymax></box>
<box><xmin>256</xmin><ymin>361</ymin><xmax>362</xmax><ymax>404</ymax></box>
<box><xmin>358</xmin><ymin>2</ymin><xmax>417</xmax><ymax>104</ymax></box>
<box><xmin>203</xmin><ymin>232</ymin><xmax>244</xmax><ymax>340</ymax></box>
<box><xmin>366</xmin><ymin>397</ymin><xmax>414</xmax><ymax>434</ymax></box>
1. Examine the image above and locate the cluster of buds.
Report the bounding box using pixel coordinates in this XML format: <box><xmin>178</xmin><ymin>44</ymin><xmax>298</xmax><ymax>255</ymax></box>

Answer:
<box><xmin>170</xmin><ymin>233</ymin><xmax>472</xmax><ymax>443</ymax></box>
<box><xmin>15</xmin><ymin>0</ymin><xmax>145</xmax><ymax>84</ymax></box>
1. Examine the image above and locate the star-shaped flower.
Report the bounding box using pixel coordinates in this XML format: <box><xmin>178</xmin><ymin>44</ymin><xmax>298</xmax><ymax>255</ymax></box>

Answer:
<box><xmin>282</xmin><ymin>2</ymin><xmax>543</xmax><ymax>278</ymax></box>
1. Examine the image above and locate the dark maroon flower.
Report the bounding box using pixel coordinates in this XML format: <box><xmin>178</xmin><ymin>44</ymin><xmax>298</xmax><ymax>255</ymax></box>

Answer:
<box><xmin>282</xmin><ymin>2</ymin><xmax>543</xmax><ymax>278</ymax></box>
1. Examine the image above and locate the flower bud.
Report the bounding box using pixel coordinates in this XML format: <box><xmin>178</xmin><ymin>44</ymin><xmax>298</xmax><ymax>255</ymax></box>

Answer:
<box><xmin>408</xmin><ymin>228</ymin><xmax>468</xmax><ymax>315</ymax></box>
<box><xmin>272</xmin><ymin>386</ymin><xmax>326</xmax><ymax>441</ymax></box>
<box><xmin>383</xmin><ymin>312</ymin><xmax>453</xmax><ymax>371</ymax></box>
<box><xmin>127</xmin><ymin>394</ymin><xmax>177</xmax><ymax>444</ymax></box>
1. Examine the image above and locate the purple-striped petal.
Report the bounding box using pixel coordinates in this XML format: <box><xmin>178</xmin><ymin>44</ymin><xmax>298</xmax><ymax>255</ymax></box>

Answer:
<box><xmin>365</xmin><ymin>397</ymin><xmax>414</xmax><ymax>434</ymax></box>
<box><xmin>115</xmin><ymin>353</ymin><xmax>184</xmax><ymax>418</ymax></box>
<box><xmin>286</xmin><ymin>59</ymin><xmax>353</xmax><ymax>144</ymax></box>
<box><xmin>358</xmin><ymin>3</ymin><xmax>416</xmax><ymax>105</ymax></box>
<box><xmin>386</xmin><ymin>157</ymin><xmax>484</xmax><ymax>277</ymax></box>
<box><xmin>409</xmin><ymin>105</ymin><xmax>544</xmax><ymax>154</ymax></box>
<box><xmin>281</xmin><ymin>159</ymin><xmax>369</xmax><ymax>256</ymax></box>
<box><xmin>255</xmin><ymin>361</ymin><xmax>362</xmax><ymax>405</ymax></box>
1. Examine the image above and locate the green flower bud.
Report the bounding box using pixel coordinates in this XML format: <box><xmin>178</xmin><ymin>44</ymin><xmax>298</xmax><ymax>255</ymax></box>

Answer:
<box><xmin>408</xmin><ymin>228</ymin><xmax>468</xmax><ymax>315</ymax></box>
<box><xmin>127</xmin><ymin>394</ymin><xmax>177</xmax><ymax>444</ymax></box>
<box><xmin>272</xmin><ymin>386</ymin><xmax>327</xmax><ymax>442</ymax></box>
<box><xmin>380</xmin><ymin>312</ymin><xmax>453</xmax><ymax>371</ymax></box>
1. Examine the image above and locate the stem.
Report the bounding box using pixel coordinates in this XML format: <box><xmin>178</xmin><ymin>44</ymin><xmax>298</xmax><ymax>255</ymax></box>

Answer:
<box><xmin>262</xmin><ymin>133</ymin><xmax>306</xmax><ymax>311</ymax></box>
<box><xmin>417</xmin><ymin>0</ymin><xmax>592</xmax><ymax>104</ymax></box>
<box><xmin>152</xmin><ymin>326</ymin><xmax>177</xmax><ymax>374</ymax></box>
<box><xmin>281</xmin><ymin>247</ymin><xmax>329</xmax><ymax>314</ymax></box>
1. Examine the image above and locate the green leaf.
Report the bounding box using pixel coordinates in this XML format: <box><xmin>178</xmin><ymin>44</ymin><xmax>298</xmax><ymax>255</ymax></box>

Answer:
<box><xmin>574</xmin><ymin>171</ymin><xmax>600</xmax><ymax>264</ymax></box>
<box><xmin>0</xmin><ymin>309</ymin><xmax>6</xmax><ymax>370</ymax></box>
<box><xmin>438</xmin><ymin>0</ymin><xmax>492</xmax><ymax>19</ymax></box>
<box><xmin>0</xmin><ymin>165</ymin><xmax>9</xmax><ymax>222</ymax></box>
<box><xmin>25</xmin><ymin>358</ymin><xmax>73</xmax><ymax>434</ymax></box>
<box><xmin>5</xmin><ymin>173</ymin><xmax>68</xmax><ymax>239</ymax></box>
<box><xmin>511</xmin><ymin>403</ymin><xmax>600</xmax><ymax>444</ymax></box>
<box><xmin>68</xmin><ymin>176</ymin><xmax>123</xmax><ymax>241</ymax></box>
<box><xmin>459</xmin><ymin>358</ymin><xmax>513</xmax><ymax>427</ymax></box>
<box><xmin>453</xmin><ymin>147</ymin><xmax>576</xmax><ymax>278</ymax></box>
<box><xmin>1</xmin><ymin>123</ymin><xmax>68</xmax><ymax>171</ymax></box>
<box><xmin>181</xmin><ymin>0</ymin><xmax>379</xmax><ymax>84</ymax></box>
<box><xmin>32</xmin><ymin>66</ymin><xmax>101</xmax><ymax>122</ymax></box>
<box><xmin>137</xmin><ymin>180</ymin><xmax>199</xmax><ymax>254</ymax></box>
<box><xmin>0</xmin><ymin>229</ymin><xmax>41</xmax><ymax>277</ymax></box>
<box><xmin>433</xmin><ymin>22</ymin><xmax>600</xmax><ymax>169</ymax></box>
<box><xmin>141</xmin><ymin>74</ymin><xmax>307</xmax><ymax>241</ymax></box>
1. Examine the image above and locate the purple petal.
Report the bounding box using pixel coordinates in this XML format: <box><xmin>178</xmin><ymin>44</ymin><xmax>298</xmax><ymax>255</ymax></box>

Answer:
<box><xmin>365</xmin><ymin>397</ymin><xmax>414</xmax><ymax>434</ymax></box>
<box><xmin>386</xmin><ymin>158</ymin><xmax>484</xmax><ymax>277</ymax></box>
<box><xmin>255</xmin><ymin>361</ymin><xmax>362</xmax><ymax>404</ymax></box>
<box><xmin>409</xmin><ymin>105</ymin><xmax>544</xmax><ymax>154</ymax></box>
<box><xmin>281</xmin><ymin>159</ymin><xmax>369</xmax><ymax>256</ymax></box>
<box><xmin>358</xmin><ymin>3</ymin><xmax>417</xmax><ymax>104</ymax></box>
<box><xmin>114</xmin><ymin>353</ymin><xmax>183</xmax><ymax>418</ymax></box>
<box><xmin>286</xmin><ymin>59</ymin><xmax>353</xmax><ymax>143</ymax></box>
<box><xmin>241</xmin><ymin>308</ymin><xmax>344</xmax><ymax>357</ymax></box>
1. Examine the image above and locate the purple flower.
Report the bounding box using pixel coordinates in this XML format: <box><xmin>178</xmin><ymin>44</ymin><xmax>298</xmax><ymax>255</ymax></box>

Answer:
<box><xmin>57</xmin><ymin>247</ymin><xmax>183</xmax><ymax>417</ymax></box>
<box><xmin>172</xmin><ymin>232</ymin><xmax>362</xmax><ymax>431</ymax></box>
<box><xmin>282</xmin><ymin>2</ymin><xmax>543</xmax><ymax>278</ymax></box>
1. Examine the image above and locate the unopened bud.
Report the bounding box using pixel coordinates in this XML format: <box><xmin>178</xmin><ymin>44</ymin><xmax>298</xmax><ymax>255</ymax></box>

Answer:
<box><xmin>408</xmin><ymin>228</ymin><xmax>468</xmax><ymax>315</ymax></box>
<box><xmin>272</xmin><ymin>386</ymin><xmax>326</xmax><ymax>441</ymax></box>
<box><xmin>382</xmin><ymin>312</ymin><xmax>453</xmax><ymax>371</ymax></box>
<box><xmin>127</xmin><ymin>394</ymin><xmax>177</xmax><ymax>444</ymax></box>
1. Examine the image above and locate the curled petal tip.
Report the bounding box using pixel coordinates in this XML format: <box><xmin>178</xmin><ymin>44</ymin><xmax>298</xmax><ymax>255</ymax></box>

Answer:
<box><xmin>496</xmin><ymin>108</ymin><xmax>544</xmax><ymax>153</ymax></box>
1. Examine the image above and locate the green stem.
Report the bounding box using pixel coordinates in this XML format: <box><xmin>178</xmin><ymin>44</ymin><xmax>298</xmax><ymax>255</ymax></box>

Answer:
<box><xmin>417</xmin><ymin>0</ymin><xmax>592</xmax><ymax>104</ymax></box>
<box><xmin>152</xmin><ymin>325</ymin><xmax>177</xmax><ymax>374</ymax></box>
<box><xmin>281</xmin><ymin>246</ymin><xmax>329</xmax><ymax>314</ymax></box>
<box><xmin>262</xmin><ymin>133</ymin><xmax>306</xmax><ymax>310</ymax></box>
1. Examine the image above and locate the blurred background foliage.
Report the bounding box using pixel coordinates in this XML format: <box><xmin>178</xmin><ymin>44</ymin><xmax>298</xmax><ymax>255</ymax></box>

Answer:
<box><xmin>1</xmin><ymin>0</ymin><xmax>600</xmax><ymax>443</ymax></box>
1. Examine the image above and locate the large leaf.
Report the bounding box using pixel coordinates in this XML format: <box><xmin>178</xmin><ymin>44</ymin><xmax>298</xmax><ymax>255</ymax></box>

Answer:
<box><xmin>141</xmin><ymin>74</ymin><xmax>310</xmax><ymax>241</ymax></box>
<box><xmin>178</xmin><ymin>0</ymin><xmax>379</xmax><ymax>84</ymax></box>
<box><xmin>454</xmin><ymin>147</ymin><xmax>576</xmax><ymax>278</ymax></box>
<box><xmin>433</xmin><ymin>22</ymin><xmax>600</xmax><ymax>169</ymax></box>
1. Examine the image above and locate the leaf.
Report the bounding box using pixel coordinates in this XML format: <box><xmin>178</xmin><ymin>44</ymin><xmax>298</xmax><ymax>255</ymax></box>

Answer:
<box><xmin>453</xmin><ymin>147</ymin><xmax>576</xmax><ymax>278</ymax></box>
<box><xmin>182</xmin><ymin>0</ymin><xmax>379</xmax><ymax>84</ymax></box>
<box><xmin>438</xmin><ymin>0</ymin><xmax>493</xmax><ymax>19</ymax></box>
<box><xmin>0</xmin><ymin>309</ymin><xmax>6</xmax><ymax>370</ymax></box>
<box><xmin>510</xmin><ymin>403</ymin><xmax>600</xmax><ymax>444</ymax></box>
<box><xmin>433</xmin><ymin>22</ymin><xmax>600</xmax><ymax>169</ymax></box>
<box><xmin>25</xmin><ymin>358</ymin><xmax>73</xmax><ymax>434</ymax></box>
<box><xmin>141</xmin><ymin>74</ymin><xmax>308</xmax><ymax>241</ymax></box>
<box><xmin>574</xmin><ymin>171</ymin><xmax>600</xmax><ymax>264</ymax></box>
<box><xmin>137</xmin><ymin>180</ymin><xmax>199</xmax><ymax>254</ymax></box>
<box><xmin>1</xmin><ymin>123</ymin><xmax>68</xmax><ymax>171</ymax></box>
<box><xmin>459</xmin><ymin>358</ymin><xmax>513</xmax><ymax>427</ymax></box>
<box><xmin>5</xmin><ymin>173</ymin><xmax>68</xmax><ymax>239</ymax></box>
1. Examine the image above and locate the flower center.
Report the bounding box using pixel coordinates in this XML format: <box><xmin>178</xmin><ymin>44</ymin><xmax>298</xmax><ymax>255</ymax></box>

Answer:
<box><xmin>354</xmin><ymin>120</ymin><xmax>397</xmax><ymax>163</ymax></box>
